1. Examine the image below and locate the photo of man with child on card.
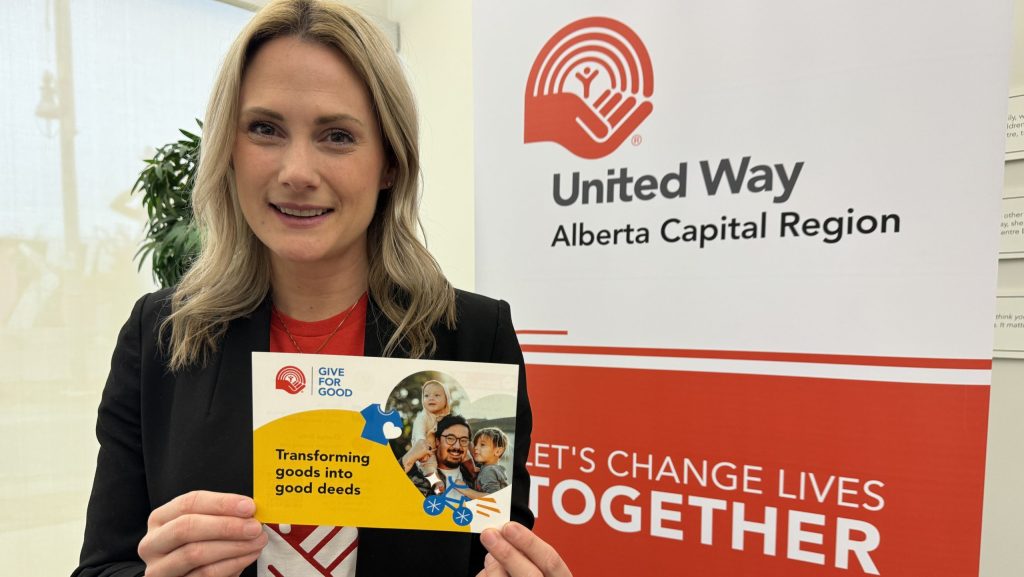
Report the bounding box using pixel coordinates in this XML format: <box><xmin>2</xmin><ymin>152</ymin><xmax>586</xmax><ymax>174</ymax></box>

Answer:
<box><xmin>386</xmin><ymin>371</ymin><xmax>517</xmax><ymax>499</ymax></box>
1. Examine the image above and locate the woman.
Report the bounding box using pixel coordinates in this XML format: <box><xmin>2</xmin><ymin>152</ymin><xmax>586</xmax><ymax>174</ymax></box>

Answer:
<box><xmin>73</xmin><ymin>1</ymin><xmax>571</xmax><ymax>576</ymax></box>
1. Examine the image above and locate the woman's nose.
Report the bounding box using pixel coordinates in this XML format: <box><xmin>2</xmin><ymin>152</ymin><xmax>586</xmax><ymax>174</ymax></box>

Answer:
<box><xmin>278</xmin><ymin>142</ymin><xmax>321</xmax><ymax>191</ymax></box>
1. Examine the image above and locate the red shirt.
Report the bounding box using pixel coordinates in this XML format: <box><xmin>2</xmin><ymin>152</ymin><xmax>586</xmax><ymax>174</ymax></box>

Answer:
<box><xmin>270</xmin><ymin>293</ymin><xmax>367</xmax><ymax>356</ymax></box>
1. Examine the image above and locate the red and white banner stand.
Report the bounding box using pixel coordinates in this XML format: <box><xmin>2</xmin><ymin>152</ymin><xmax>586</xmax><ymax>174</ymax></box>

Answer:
<box><xmin>474</xmin><ymin>2</ymin><xmax>1011</xmax><ymax>576</ymax></box>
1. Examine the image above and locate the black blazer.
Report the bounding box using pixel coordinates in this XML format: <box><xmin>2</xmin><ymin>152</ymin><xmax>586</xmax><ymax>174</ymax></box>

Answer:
<box><xmin>74</xmin><ymin>288</ymin><xmax>534</xmax><ymax>577</ymax></box>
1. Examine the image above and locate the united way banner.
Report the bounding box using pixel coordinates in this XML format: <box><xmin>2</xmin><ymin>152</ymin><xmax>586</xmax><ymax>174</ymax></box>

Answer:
<box><xmin>474</xmin><ymin>1</ymin><xmax>1010</xmax><ymax>576</ymax></box>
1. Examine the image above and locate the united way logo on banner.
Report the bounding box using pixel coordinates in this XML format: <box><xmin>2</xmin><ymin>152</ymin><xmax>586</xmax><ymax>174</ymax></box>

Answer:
<box><xmin>525</xmin><ymin>17</ymin><xmax>654</xmax><ymax>159</ymax></box>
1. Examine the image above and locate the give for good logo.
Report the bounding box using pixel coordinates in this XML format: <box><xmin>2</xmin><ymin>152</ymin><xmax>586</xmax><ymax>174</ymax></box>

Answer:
<box><xmin>525</xmin><ymin>17</ymin><xmax>654</xmax><ymax>159</ymax></box>
<box><xmin>275</xmin><ymin>366</ymin><xmax>306</xmax><ymax>395</ymax></box>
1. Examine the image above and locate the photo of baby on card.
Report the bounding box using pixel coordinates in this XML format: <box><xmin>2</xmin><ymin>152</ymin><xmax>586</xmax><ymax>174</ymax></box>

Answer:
<box><xmin>385</xmin><ymin>370</ymin><xmax>518</xmax><ymax>527</ymax></box>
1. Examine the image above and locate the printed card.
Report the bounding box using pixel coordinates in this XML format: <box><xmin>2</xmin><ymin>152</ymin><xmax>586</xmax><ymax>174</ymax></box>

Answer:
<box><xmin>252</xmin><ymin>352</ymin><xmax>519</xmax><ymax>533</ymax></box>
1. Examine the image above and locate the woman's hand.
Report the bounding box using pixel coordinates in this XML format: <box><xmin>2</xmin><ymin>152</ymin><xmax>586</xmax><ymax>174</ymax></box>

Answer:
<box><xmin>137</xmin><ymin>490</ymin><xmax>268</xmax><ymax>577</ymax></box>
<box><xmin>478</xmin><ymin>522</ymin><xmax>573</xmax><ymax>577</ymax></box>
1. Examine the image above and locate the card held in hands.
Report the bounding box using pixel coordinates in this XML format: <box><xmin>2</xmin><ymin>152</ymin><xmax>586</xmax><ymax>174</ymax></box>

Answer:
<box><xmin>252</xmin><ymin>352</ymin><xmax>519</xmax><ymax>533</ymax></box>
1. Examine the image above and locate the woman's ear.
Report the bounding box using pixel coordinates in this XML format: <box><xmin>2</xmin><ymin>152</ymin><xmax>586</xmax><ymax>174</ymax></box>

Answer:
<box><xmin>380</xmin><ymin>166</ymin><xmax>396</xmax><ymax>190</ymax></box>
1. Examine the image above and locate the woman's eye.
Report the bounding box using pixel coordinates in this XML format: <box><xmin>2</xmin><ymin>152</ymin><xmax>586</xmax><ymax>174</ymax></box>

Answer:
<box><xmin>248</xmin><ymin>122</ymin><xmax>277</xmax><ymax>138</ymax></box>
<box><xmin>325</xmin><ymin>129</ymin><xmax>354</xmax><ymax>145</ymax></box>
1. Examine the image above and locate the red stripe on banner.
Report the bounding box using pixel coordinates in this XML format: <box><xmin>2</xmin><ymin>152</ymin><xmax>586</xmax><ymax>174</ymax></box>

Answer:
<box><xmin>524</xmin><ymin>364</ymin><xmax>989</xmax><ymax>577</ymax></box>
<box><xmin>516</xmin><ymin>330</ymin><xmax>569</xmax><ymax>335</ymax></box>
<box><xmin>520</xmin><ymin>344</ymin><xmax>991</xmax><ymax>369</ymax></box>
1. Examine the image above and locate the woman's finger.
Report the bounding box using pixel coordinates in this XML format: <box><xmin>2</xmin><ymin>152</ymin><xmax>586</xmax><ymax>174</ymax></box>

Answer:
<box><xmin>481</xmin><ymin>523</ymin><xmax>573</xmax><ymax>577</ymax></box>
<box><xmin>149</xmin><ymin>491</ymin><xmax>255</xmax><ymax>528</ymax></box>
<box><xmin>145</xmin><ymin>533</ymin><xmax>267</xmax><ymax>577</ymax></box>
<box><xmin>182</xmin><ymin>549</ymin><xmax>263</xmax><ymax>577</ymax></box>
<box><xmin>139</xmin><ymin>513</ymin><xmax>264</xmax><ymax>557</ymax></box>
<box><xmin>501</xmin><ymin>522</ymin><xmax>570</xmax><ymax>575</ymax></box>
<box><xmin>480</xmin><ymin>528</ymin><xmax>527</xmax><ymax>574</ymax></box>
<box><xmin>480</xmin><ymin>552</ymin><xmax>511</xmax><ymax>577</ymax></box>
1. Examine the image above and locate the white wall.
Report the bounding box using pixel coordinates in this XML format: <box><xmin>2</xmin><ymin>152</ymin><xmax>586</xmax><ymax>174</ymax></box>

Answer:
<box><xmin>981</xmin><ymin>3</ymin><xmax>1024</xmax><ymax>573</ymax></box>
<box><xmin>390</xmin><ymin>0</ymin><xmax>476</xmax><ymax>291</ymax></box>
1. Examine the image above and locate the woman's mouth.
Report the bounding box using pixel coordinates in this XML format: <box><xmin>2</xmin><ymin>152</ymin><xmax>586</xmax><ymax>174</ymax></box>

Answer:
<box><xmin>270</xmin><ymin>203</ymin><xmax>333</xmax><ymax>224</ymax></box>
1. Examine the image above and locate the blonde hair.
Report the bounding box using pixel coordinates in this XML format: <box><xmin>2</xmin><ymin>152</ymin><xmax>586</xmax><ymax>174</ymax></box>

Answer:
<box><xmin>165</xmin><ymin>0</ymin><xmax>455</xmax><ymax>370</ymax></box>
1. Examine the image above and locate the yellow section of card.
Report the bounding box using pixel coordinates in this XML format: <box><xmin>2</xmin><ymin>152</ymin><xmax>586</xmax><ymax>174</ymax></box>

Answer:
<box><xmin>253</xmin><ymin>409</ymin><xmax>468</xmax><ymax>532</ymax></box>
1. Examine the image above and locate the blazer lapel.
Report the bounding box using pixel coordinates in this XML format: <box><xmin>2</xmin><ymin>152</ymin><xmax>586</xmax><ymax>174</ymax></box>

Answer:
<box><xmin>364</xmin><ymin>294</ymin><xmax>405</xmax><ymax>359</ymax></box>
<box><xmin>211</xmin><ymin>297</ymin><xmax>271</xmax><ymax>496</ymax></box>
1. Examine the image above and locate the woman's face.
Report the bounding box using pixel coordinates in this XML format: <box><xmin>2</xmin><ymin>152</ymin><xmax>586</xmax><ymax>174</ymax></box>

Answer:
<box><xmin>422</xmin><ymin>383</ymin><xmax>447</xmax><ymax>414</ymax></box>
<box><xmin>233</xmin><ymin>36</ymin><xmax>390</xmax><ymax>271</ymax></box>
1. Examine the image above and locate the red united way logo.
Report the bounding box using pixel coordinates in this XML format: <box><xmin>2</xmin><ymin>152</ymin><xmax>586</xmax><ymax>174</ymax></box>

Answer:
<box><xmin>525</xmin><ymin>17</ymin><xmax>654</xmax><ymax>159</ymax></box>
<box><xmin>275</xmin><ymin>366</ymin><xmax>306</xmax><ymax>395</ymax></box>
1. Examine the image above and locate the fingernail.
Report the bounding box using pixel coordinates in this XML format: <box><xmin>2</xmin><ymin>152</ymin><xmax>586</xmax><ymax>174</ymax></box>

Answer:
<box><xmin>243</xmin><ymin>519</ymin><xmax>263</xmax><ymax>537</ymax></box>
<box><xmin>481</xmin><ymin>528</ymin><xmax>499</xmax><ymax>548</ymax></box>
<box><xmin>237</xmin><ymin>498</ymin><xmax>255</xmax><ymax>516</ymax></box>
<box><xmin>502</xmin><ymin>521</ymin><xmax>523</xmax><ymax>537</ymax></box>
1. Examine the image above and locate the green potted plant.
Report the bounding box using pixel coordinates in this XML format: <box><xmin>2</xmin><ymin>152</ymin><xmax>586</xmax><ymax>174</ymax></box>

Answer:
<box><xmin>132</xmin><ymin>121</ymin><xmax>202</xmax><ymax>288</ymax></box>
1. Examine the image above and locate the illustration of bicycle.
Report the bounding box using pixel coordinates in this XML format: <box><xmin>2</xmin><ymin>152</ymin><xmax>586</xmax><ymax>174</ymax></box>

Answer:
<box><xmin>423</xmin><ymin>475</ymin><xmax>474</xmax><ymax>527</ymax></box>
